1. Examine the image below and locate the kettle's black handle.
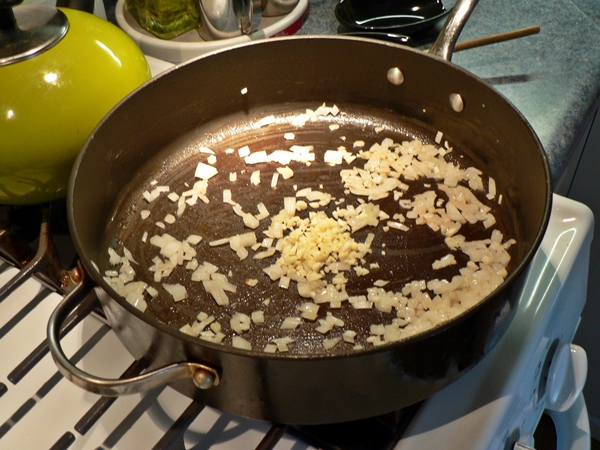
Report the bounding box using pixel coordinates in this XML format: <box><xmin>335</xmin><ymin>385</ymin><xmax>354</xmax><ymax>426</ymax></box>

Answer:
<box><xmin>0</xmin><ymin>0</ymin><xmax>19</xmax><ymax>30</ymax></box>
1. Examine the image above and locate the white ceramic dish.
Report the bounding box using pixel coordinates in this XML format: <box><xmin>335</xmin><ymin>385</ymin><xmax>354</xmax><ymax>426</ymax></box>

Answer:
<box><xmin>115</xmin><ymin>0</ymin><xmax>309</xmax><ymax>64</ymax></box>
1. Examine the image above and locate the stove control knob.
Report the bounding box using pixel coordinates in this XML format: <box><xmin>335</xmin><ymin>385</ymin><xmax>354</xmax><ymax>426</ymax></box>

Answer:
<box><xmin>545</xmin><ymin>342</ymin><xmax>587</xmax><ymax>412</ymax></box>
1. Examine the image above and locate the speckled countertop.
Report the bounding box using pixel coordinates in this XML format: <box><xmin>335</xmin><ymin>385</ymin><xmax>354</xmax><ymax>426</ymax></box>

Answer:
<box><xmin>297</xmin><ymin>0</ymin><xmax>600</xmax><ymax>188</ymax></box>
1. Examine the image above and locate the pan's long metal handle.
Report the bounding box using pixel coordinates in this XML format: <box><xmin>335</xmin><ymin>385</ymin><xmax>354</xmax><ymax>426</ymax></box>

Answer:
<box><xmin>429</xmin><ymin>0</ymin><xmax>480</xmax><ymax>61</ymax></box>
<box><xmin>47</xmin><ymin>271</ymin><xmax>220</xmax><ymax>396</ymax></box>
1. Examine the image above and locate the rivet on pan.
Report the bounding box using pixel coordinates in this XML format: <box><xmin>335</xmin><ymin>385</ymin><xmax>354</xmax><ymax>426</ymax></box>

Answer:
<box><xmin>193</xmin><ymin>368</ymin><xmax>218</xmax><ymax>389</ymax></box>
<box><xmin>387</xmin><ymin>67</ymin><xmax>405</xmax><ymax>86</ymax></box>
<box><xmin>450</xmin><ymin>93</ymin><xmax>464</xmax><ymax>112</ymax></box>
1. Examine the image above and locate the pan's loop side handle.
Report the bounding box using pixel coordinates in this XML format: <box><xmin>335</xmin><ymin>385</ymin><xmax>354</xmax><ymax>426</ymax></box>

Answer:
<box><xmin>429</xmin><ymin>0</ymin><xmax>480</xmax><ymax>61</ymax></box>
<box><xmin>47</xmin><ymin>268</ymin><xmax>220</xmax><ymax>396</ymax></box>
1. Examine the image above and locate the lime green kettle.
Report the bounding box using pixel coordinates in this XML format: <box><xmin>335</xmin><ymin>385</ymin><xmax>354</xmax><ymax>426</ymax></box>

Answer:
<box><xmin>0</xmin><ymin>0</ymin><xmax>151</xmax><ymax>204</ymax></box>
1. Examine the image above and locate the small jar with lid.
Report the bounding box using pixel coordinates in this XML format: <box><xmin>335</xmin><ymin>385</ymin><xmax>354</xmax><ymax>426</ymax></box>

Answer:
<box><xmin>126</xmin><ymin>0</ymin><xmax>201</xmax><ymax>39</ymax></box>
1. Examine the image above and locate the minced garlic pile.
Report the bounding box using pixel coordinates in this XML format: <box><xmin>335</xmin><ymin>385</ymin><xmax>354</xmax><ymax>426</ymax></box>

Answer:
<box><xmin>103</xmin><ymin>103</ymin><xmax>514</xmax><ymax>354</ymax></box>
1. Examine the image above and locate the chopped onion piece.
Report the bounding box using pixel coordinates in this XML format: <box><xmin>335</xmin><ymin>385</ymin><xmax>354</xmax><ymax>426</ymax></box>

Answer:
<box><xmin>146</xmin><ymin>286</ymin><xmax>158</xmax><ymax>297</ymax></box>
<box><xmin>163</xmin><ymin>283</ymin><xmax>187</xmax><ymax>302</ymax></box>
<box><xmin>209</xmin><ymin>237</ymin><xmax>230</xmax><ymax>247</ymax></box>
<box><xmin>245</xmin><ymin>151</ymin><xmax>268</xmax><ymax>165</ymax></box>
<box><xmin>230</xmin><ymin>231</ymin><xmax>257</xmax><ymax>249</ymax></box>
<box><xmin>191</xmin><ymin>261</ymin><xmax>219</xmax><ymax>281</ymax></box>
<box><xmin>290</xmin><ymin>113</ymin><xmax>310</xmax><ymax>127</ymax></box>
<box><xmin>122</xmin><ymin>247</ymin><xmax>137</xmax><ymax>264</ymax></box>
<box><xmin>387</xmin><ymin>221</ymin><xmax>409</xmax><ymax>232</ymax></box>
<box><xmin>186</xmin><ymin>234</ymin><xmax>202</xmax><ymax>245</ymax></box>
<box><xmin>432</xmin><ymin>254</ymin><xmax>457</xmax><ymax>270</ymax></box>
<box><xmin>298</xmin><ymin>302</ymin><xmax>319</xmax><ymax>320</ymax></box>
<box><xmin>238</xmin><ymin>146</ymin><xmax>251</xmax><ymax>158</ymax></box>
<box><xmin>324</xmin><ymin>149</ymin><xmax>344</xmax><ymax>165</ymax></box>
<box><xmin>223</xmin><ymin>189</ymin><xmax>233</xmax><ymax>204</ymax></box>
<box><xmin>314</xmin><ymin>103</ymin><xmax>340</xmax><ymax>117</ymax></box>
<box><xmin>277</xmin><ymin>166</ymin><xmax>294</xmax><ymax>179</ymax></box>
<box><xmin>255</xmin><ymin>203</ymin><xmax>270</xmax><ymax>220</ymax></box>
<box><xmin>280</xmin><ymin>317</ymin><xmax>302</xmax><ymax>329</ymax></box>
<box><xmin>195</xmin><ymin>162</ymin><xmax>218</xmax><ymax>180</ymax></box>
<box><xmin>279</xmin><ymin>276</ymin><xmax>291</xmax><ymax>289</ymax></box>
<box><xmin>257</xmin><ymin>115</ymin><xmax>276</xmax><ymax>127</ymax></box>
<box><xmin>232</xmin><ymin>336</ymin><xmax>252</xmax><ymax>350</ymax></box>
<box><xmin>487</xmin><ymin>176</ymin><xmax>497</xmax><ymax>200</ymax></box>
<box><xmin>271</xmin><ymin>337</ymin><xmax>295</xmax><ymax>352</ymax></box>
<box><xmin>230</xmin><ymin>313</ymin><xmax>251</xmax><ymax>334</ymax></box>
<box><xmin>343</xmin><ymin>330</ymin><xmax>357</xmax><ymax>343</ymax></box>
<box><xmin>323</xmin><ymin>337</ymin><xmax>341</xmax><ymax>350</ymax></box>
<box><xmin>264</xmin><ymin>344</ymin><xmax>277</xmax><ymax>353</ymax></box>
<box><xmin>283</xmin><ymin>197</ymin><xmax>296</xmax><ymax>215</ymax></box>
<box><xmin>203</xmin><ymin>279</ymin><xmax>230</xmax><ymax>305</ymax></box>
<box><xmin>251</xmin><ymin>311</ymin><xmax>264</xmax><ymax>324</ymax></box>
<box><xmin>253</xmin><ymin>247</ymin><xmax>277</xmax><ymax>259</ymax></box>
<box><xmin>186</xmin><ymin>258</ymin><xmax>199</xmax><ymax>270</ymax></box>
<box><xmin>250</xmin><ymin>170</ymin><xmax>261</xmax><ymax>186</ymax></box>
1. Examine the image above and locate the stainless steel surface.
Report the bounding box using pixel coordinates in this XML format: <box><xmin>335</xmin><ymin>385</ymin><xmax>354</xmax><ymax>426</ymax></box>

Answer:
<box><xmin>263</xmin><ymin>0</ymin><xmax>298</xmax><ymax>17</ymax></box>
<box><xmin>198</xmin><ymin>0</ymin><xmax>253</xmax><ymax>39</ymax></box>
<box><xmin>0</xmin><ymin>5</ymin><xmax>68</xmax><ymax>66</ymax></box>
<box><xmin>429</xmin><ymin>0</ymin><xmax>478</xmax><ymax>61</ymax></box>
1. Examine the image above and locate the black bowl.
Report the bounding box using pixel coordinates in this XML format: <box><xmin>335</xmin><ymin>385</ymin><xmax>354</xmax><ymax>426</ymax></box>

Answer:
<box><xmin>335</xmin><ymin>0</ymin><xmax>450</xmax><ymax>35</ymax></box>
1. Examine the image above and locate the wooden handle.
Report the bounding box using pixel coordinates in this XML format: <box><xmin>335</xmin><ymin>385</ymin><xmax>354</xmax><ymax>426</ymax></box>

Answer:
<box><xmin>454</xmin><ymin>25</ymin><xmax>541</xmax><ymax>52</ymax></box>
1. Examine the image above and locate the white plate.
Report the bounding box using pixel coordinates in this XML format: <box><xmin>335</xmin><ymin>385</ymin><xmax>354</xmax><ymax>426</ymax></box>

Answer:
<box><xmin>116</xmin><ymin>0</ymin><xmax>309</xmax><ymax>64</ymax></box>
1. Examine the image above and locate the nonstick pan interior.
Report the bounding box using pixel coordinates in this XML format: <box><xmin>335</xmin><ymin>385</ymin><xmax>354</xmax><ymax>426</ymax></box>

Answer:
<box><xmin>98</xmin><ymin>100</ymin><xmax>522</xmax><ymax>354</ymax></box>
<box><xmin>67</xmin><ymin>37</ymin><xmax>550</xmax><ymax>423</ymax></box>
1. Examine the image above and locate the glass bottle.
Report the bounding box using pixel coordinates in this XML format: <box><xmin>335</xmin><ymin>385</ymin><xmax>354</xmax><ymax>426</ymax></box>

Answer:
<box><xmin>125</xmin><ymin>0</ymin><xmax>201</xmax><ymax>40</ymax></box>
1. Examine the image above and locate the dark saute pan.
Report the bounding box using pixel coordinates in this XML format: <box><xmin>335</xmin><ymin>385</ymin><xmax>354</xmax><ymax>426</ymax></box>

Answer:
<box><xmin>48</xmin><ymin>0</ymin><xmax>551</xmax><ymax>424</ymax></box>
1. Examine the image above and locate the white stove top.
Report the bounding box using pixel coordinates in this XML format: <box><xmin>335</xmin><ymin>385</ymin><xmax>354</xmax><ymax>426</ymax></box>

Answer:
<box><xmin>0</xmin><ymin>194</ymin><xmax>593</xmax><ymax>449</ymax></box>
<box><xmin>398</xmin><ymin>193</ymin><xmax>592</xmax><ymax>450</ymax></box>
